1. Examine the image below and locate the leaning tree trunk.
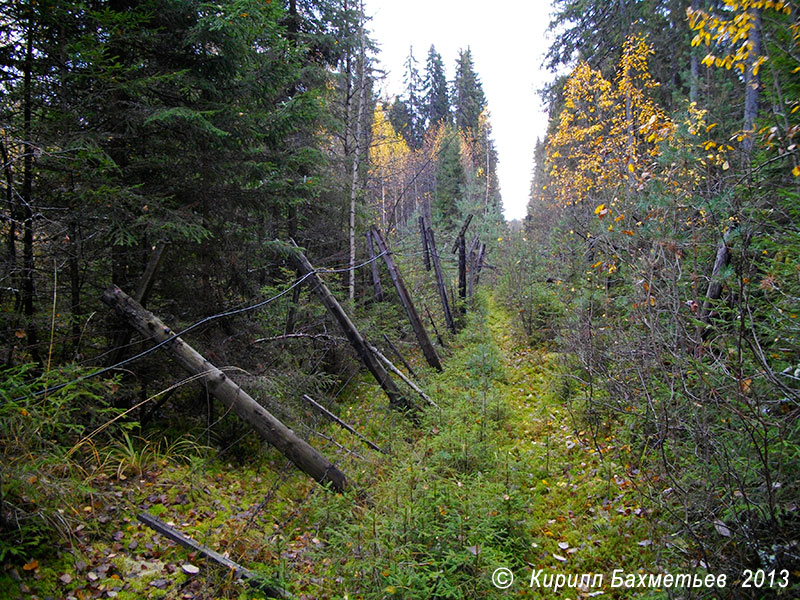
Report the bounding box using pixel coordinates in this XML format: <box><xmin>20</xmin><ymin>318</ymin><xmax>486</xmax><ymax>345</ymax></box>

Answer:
<box><xmin>102</xmin><ymin>285</ymin><xmax>347</xmax><ymax>492</ymax></box>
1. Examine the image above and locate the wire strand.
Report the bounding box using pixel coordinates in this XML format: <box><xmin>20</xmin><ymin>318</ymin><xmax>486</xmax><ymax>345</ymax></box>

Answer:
<box><xmin>13</xmin><ymin>250</ymin><xmax>388</xmax><ymax>403</ymax></box>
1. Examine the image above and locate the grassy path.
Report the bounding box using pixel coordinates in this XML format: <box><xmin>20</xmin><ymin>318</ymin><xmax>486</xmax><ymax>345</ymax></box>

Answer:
<box><xmin>302</xmin><ymin>294</ymin><xmax>664</xmax><ymax>599</ymax></box>
<box><xmin>0</xmin><ymin>293</ymin><xmax>666</xmax><ymax>600</ymax></box>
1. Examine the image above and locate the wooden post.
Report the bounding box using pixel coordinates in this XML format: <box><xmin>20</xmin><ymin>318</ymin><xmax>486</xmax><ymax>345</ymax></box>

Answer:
<box><xmin>138</xmin><ymin>512</ymin><xmax>291</xmax><ymax>599</ymax></box>
<box><xmin>466</xmin><ymin>234</ymin><xmax>479</xmax><ymax>299</ymax></box>
<box><xmin>284</xmin><ymin>276</ymin><xmax>302</xmax><ymax>336</ymax></box>
<box><xmin>419</xmin><ymin>216</ymin><xmax>431</xmax><ymax>271</ymax></box>
<box><xmin>450</xmin><ymin>214</ymin><xmax>474</xmax><ymax>254</ymax></box>
<box><xmin>365</xmin><ymin>230</ymin><xmax>384</xmax><ymax>302</ymax></box>
<box><xmin>425</xmin><ymin>305</ymin><xmax>446</xmax><ymax>348</ymax></box>
<box><xmin>371</xmin><ymin>227</ymin><xmax>442</xmax><ymax>371</ymax></box>
<box><xmin>102</xmin><ymin>285</ymin><xmax>346</xmax><ymax>493</ymax></box>
<box><xmin>367</xmin><ymin>343</ymin><xmax>438</xmax><ymax>409</ymax></box>
<box><xmin>106</xmin><ymin>241</ymin><xmax>167</xmax><ymax>367</ymax></box>
<box><xmin>289</xmin><ymin>244</ymin><xmax>413</xmax><ymax>412</ymax></box>
<box><xmin>457</xmin><ymin>234</ymin><xmax>466</xmax><ymax>304</ymax></box>
<box><xmin>426</xmin><ymin>226</ymin><xmax>456</xmax><ymax>334</ymax></box>
<box><xmin>695</xmin><ymin>239</ymin><xmax>732</xmax><ymax>344</ymax></box>
<box><xmin>383</xmin><ymin>333</ymin><xmax>416</xmax><ymax>378</ymax></box>
<box><xmin>475</xmin><ymin>243</ymin><xmax>486</xmax><ymax>286</ymax></box>
<box><xmin>301</xmin><ymin>394</ymin><xmax>384</xmax><ymax>453</ymax></box>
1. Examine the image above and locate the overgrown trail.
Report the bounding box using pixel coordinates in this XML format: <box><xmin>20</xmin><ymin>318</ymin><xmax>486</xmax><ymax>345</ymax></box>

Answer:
<box><xmin>303</xmin><ymin>294</ymin><xmax>664</xmax><ymax>599</ymax></box>
<box><xmin>478</xmin><ymin>296</ymin><xmax>664</xmax><ymax>597</ymax></box>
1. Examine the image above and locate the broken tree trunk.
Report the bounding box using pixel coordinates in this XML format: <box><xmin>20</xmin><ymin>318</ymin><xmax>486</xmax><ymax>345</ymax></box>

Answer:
<box><xmin>289</xmin><ymin>244</ymin><xmax>413</xmax><ymax>412</ymax></box>
<box><xmin>426</xmin><ymin>226</ymin><xmax>456</xmax><ymax>334</ymax></box>
<box><xmin>138</xmin><ymin>512</ymin><xmax>290</xmax><ymax>599</ymax></box>
<box><xmin>419</xmin><ymin>216</ymin><xmax>431</xmax><ymax>271</ymax></box>
<box><xmin>301</xmin><ymin>394</ymin><xmax>384</xmax><ymax>453</ymax></box>
<box><xmin>102</xmin><ymin>285</ymin><xmax>346</xmax><ymax>492</ymax></box>
<box><xmin>371</xmin><ymin>227</ymin><xmax>442</xmax><ymax>371</ymax></box>
<box><xmin>365</xmin><ymin>230</ymin><xmax>384</xmax><ymax>302</ymax></box>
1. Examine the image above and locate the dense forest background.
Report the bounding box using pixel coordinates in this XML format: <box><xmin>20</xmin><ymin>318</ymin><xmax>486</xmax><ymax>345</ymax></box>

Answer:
<box><xmin>1</xmin><ymin>0</ymin><xmax>800</xmax><ymax>598</ymax></box>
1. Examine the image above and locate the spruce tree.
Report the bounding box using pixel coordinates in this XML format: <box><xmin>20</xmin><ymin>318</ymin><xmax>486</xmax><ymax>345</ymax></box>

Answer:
<box><xmin>402</xmin><ymin>46</ymin><xmax>423</xmax><ymax>148</ymax></box>
<box><xmin>423</xmin><ymin>45</ymin><xmax>451</xmax><ymax>129</ymax></box>
<box><xmin>433</xmin><ymin>127</ymin><xmax>465</xmax><ymax>231</ymax></box>
<box><xmin>452</xmin><ymin>48</ymin><xmax>486</xmax><ymax>137</ymax></box>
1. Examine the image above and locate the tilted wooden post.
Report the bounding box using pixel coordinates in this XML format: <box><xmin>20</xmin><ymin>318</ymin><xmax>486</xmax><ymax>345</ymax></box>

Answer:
<box><xmin>450</xmin><ymin>214</ymin><xmax>474</xmax><ymax>254</ymax></box>
<box><xmin>383</xmin><ymin>333</ymin><xmax>417</xmax><ymax>378</ymax></box>
<box><xmin>106</xmin><ymin>241</ymin><xmax>167</xmax><ymax>367</ymax></box>
<box><xmin>425</xmin><ymin>305</ymin><xmax>446</xmax><ymax>348</ymax></box>
<box><xmin>289</xmin><ymin>244</ymin><xmax>414</xmax><ymax>412</ymax></box>
<box><xmin>102</xmin><ymin>285</ymin><xmax>346</xmax><ymax>493</ymax></box>
<box><xmin>419</xmin><ymin>216</ymin><xmax>431</xmax><ymax>271</ymax></box>
<box><xmin>457</xmin><ymin>234</ymin><xmax>467</xmax><ymax>306</ymax></box>
<box><xmin>475</xmin><ymin>243</ymin><xmax>486</xmax><ymax>286</ymax></box>
<box><xmin>426</xmin><ymin>226</ymin><xmax>456</xmax><ymax>334</ymax></box>
<box><xmin>466</xmin><ymin>234</ymin><xmax>479</xmax><ymax>299</ymax></box>
<box><xmin>365</xmin><ymin>230</ymin><xmax>384</xmax><ymax>302</ymax></box>
<box><xmin>371</xmin><ymin>227</ymin><xmax>442</xmax><ymax>371</ymax></box>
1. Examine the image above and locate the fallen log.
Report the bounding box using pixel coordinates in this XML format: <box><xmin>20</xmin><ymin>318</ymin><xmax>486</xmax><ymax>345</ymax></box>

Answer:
<box><xmin>102</xmin><ymin>285</ymin><xmax>346</xmax><ymax>492</ymax></box>
<box><xmin>138</xmin><ymin>512</ymin><xmax>291</xmax><ymax>599</ymax></box>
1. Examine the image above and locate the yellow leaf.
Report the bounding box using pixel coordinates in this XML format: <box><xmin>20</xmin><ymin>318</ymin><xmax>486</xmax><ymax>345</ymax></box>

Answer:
<box><xmin>793</xmin><ymin>165</ymin><xmax>800</xmax><ymax>177</ymax></box>
<box><xmin>594</xmin><ymin>203</ymin><xmax>606</xmax><ymax>214</ymax></box>
<box><xmin>722</xmin><ymin>161</ymin><xmax>730</xmax><ymax>170</ymax></box>
<box><xmin>23</xmin><ymin>559</ymin><xmax>39</xmax><ymax>571</ymax></box>
<box><xmin>627</xmin><ymin>162</ymin><xmax>635</xmax><ymax>172</ymax></box>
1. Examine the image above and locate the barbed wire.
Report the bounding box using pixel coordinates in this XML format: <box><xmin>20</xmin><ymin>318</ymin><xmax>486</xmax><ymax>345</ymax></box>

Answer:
<box><xmin>11</xmin><ymin>250</ymin><xmax>389</xmax><ymax>403</ymax></box>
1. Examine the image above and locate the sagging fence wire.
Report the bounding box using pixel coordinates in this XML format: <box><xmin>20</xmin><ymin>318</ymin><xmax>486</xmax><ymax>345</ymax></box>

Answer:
<box><xmin>10</xmin><ymin>250</ymin><xmax>389</xmax><ymax>404</ymax></box>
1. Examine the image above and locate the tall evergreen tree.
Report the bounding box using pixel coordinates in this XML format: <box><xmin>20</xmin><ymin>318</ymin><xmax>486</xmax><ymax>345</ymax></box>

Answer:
<box><xmin>433</xmin><ymin>127</ymin><xmax>465</xmax><ymax>230</ymax></box>
<box><xmin>452</xmin><ymin>48</ymin><xmax>486</xmax><ymax>137</ymax></box>
<box><xmin>422</xmin><ymin>45</ymin><xmax>451</xmax><ymax>129</ymax></box>
<box><xmin>402</xmin><ymin>46</ymin><xmax>423</xmax><ymax>148</ymax></box>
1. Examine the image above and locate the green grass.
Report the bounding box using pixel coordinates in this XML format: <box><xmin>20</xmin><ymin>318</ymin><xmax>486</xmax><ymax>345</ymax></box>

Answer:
<box><xmin>1</xmin><ymin>292</ymin><xmax>670</xmax><ymax>599</ymax></box>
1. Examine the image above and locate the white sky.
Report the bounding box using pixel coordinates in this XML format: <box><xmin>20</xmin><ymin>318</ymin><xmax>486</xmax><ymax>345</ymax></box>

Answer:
<box><xmin>364</xmin><ymin>0</ymin><xmax>556</xmax><ymax>221</ymax></box>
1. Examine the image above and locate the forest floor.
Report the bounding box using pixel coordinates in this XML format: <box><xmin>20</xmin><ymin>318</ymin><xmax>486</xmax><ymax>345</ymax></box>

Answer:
<box><xmin>2</xmin><ymin>294</ymin><xmax>671</xmax><ymax>599</ymax></box>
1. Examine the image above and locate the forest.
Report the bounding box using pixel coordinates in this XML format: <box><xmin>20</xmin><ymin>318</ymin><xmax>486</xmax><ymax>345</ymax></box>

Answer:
<box><xmin>1</xmin><ymin>0</ymin><xmax>799</xmax><ymax>598</ymax></box>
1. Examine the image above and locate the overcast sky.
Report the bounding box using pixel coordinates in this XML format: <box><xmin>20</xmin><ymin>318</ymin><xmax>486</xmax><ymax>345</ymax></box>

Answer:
<box><xmin>363</xmin><ymin>0</ymin><xmax>556</xmax><ymax>221</ymax></box>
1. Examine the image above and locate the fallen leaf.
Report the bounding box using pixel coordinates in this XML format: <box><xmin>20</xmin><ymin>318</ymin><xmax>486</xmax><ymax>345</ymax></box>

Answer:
<box><xmin>714</xmin><ymin>519</ymin><xmax>731</xmax><ymax>537</ymax></box>
<box><xmin>59</xmin><ymin>573</ymin><xmax>73</xmax><ymax>585</ymax></box>
<box><xmin>23</xmin><ymin>559</ymin><xmax>39</xmax><ymax>571</ymax></box>
<box><xmin>552</xmin><ymin>553</ymin><xmax>567</xmax><ymax>562</ymax></box>
<box><xmin>182</xmin><ymin>564</ymin><xmax>200</xmax><ymax>575</ymax></box>
<box><xmin>558</xmin><ymin>541</ymin><xmax>569</xmax><ymax>550</ymax></box>
<box><xmin>466</xmin><ymin>545</ymin><xmax>481</xmax><ymax>556</ymax></box>
<box><xmin>638</xmin><ymin>539</ymin><xmax>652</xmax><ymax>546</ymax></box>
